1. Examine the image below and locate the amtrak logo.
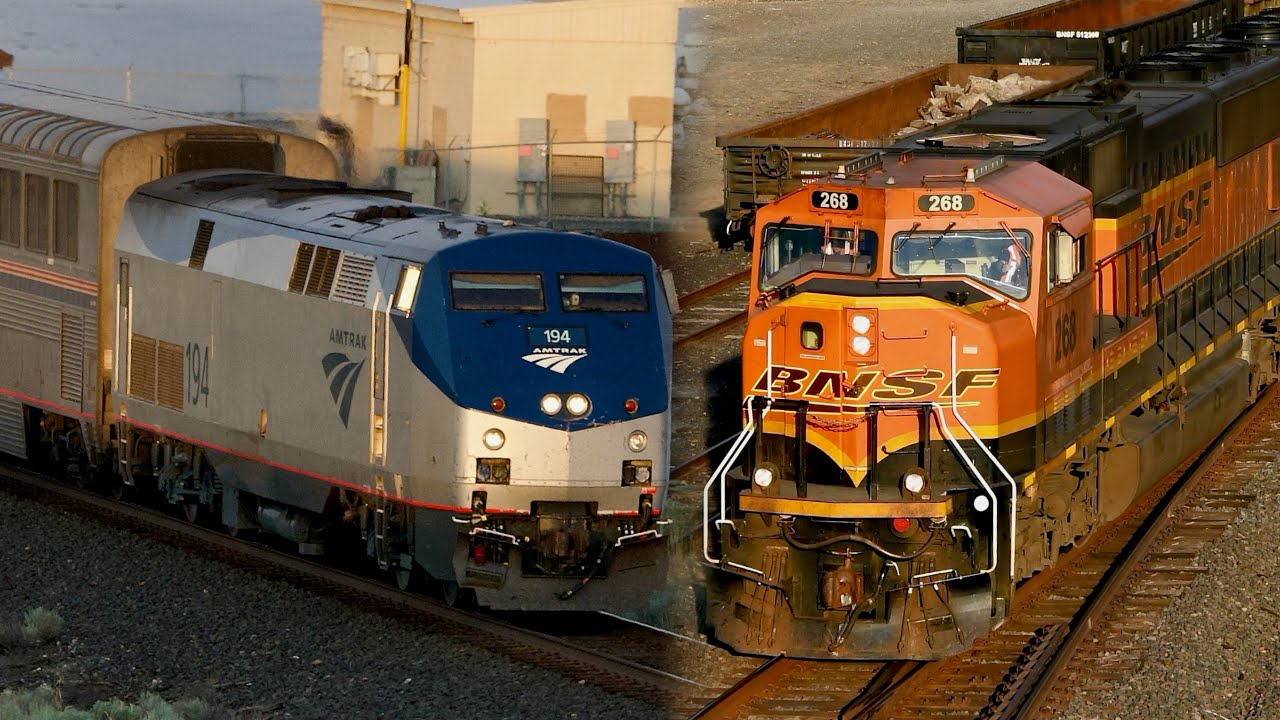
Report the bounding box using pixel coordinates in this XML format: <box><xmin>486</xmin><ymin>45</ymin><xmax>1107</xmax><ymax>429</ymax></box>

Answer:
<box><xmin>322</xmin><ymin>352</ymin><xmax>365</xmax><ymax>427</ymax></box>
<box><xmin>522</xmin><ymin>348</ymin><xmax>587</xmax><ymax>374</ymax></box>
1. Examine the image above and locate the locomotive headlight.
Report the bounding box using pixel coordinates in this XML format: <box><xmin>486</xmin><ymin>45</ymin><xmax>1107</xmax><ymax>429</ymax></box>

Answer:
<box><xmin>902</xmin><ymin>469</ymin><xmax>927</xmax><ymax>495</ymax></box>
<box><xmin>753</xmin><ymin>466</ymin><xmax>774</xmax><ymax>488</ymax></box>
<box><xmin>851</xmin><ymin>314</ymin><xmax>872</xmax><ymax>334</ymax></box>
<box><xmin>540</xmin><ymin>393</ymin><xmax>563</xmax><ymax>415</ymax></box>
<box><xmin>973</xmin><ymin>494</ymin><xmax>992</xmax><ymax>513</ymax></box>
<box><xmin>482</xmin><ymin>428</ymin><xmax>506</xmax><ymax>451</ymax></box>
<box><xmin>852</xmin><ymin>335</ymin><xmax>873</xmax><ymax>356</ymax></box>
<box><xmin>627</xmin><ymin>430</ymin><xmax>648</xmax><ymax>453</ymax></box>
<box><xmin>566</xmin><ymin>393</ymin><xmax>591</xmax><ymax>417</ymax></box>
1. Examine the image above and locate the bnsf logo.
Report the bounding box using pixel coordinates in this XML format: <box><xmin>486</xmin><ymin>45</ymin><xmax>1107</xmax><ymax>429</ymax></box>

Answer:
<box><xmin>1141</xmin><ymin>180</ymin><xmax>1211</xmax><ymax>247</ymax></box>
<box><xmin>753</xmin><ymin>366</ymin><xmax>999</xmax><ymax>401</ymax></box>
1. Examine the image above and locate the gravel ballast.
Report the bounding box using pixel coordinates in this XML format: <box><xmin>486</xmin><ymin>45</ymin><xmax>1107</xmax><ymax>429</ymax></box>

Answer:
<box><xmin>1062</xmin><ymin>455</ymin><xmax>1280</xmax><ymax>719</ymax></box>
<box><xmin>0</xmin><ymin>491</ymin><xmax>654</xmax><ymax>719</ymax></box>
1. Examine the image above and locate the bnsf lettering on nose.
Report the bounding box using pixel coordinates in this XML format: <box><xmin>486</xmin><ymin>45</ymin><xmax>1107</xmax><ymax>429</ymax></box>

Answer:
<box><xmin>753</xmin><ymin>366</ymin><xmax>1000</xmax><ymax>400</ymax></box>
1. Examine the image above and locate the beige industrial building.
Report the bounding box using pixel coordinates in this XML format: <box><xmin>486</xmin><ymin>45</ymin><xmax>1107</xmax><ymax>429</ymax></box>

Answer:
<box><xmin>315</xmin><ymin>0</ymin><xmax>679</xmax><ymax>222</ymax></box>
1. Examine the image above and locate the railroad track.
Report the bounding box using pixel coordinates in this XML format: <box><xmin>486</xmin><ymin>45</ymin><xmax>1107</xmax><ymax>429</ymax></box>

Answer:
<box><xmin>683</xmin><ymin>656</ymin><xmax>919</xmax><ymax>720</ymax></box>
<box><xmin>0</xmin><ymin>461</ymin><xmax>706</xmax><ymax>707</ymax></box>
<box><xmin>674</xmin><ymin>269</ymin><xmax>749</xmax><ymax>347</ymax></box>
<box><xmin>862</xmin><ymin>384</ymin><xmax>1280</xmax><ymax>720</ymax></box>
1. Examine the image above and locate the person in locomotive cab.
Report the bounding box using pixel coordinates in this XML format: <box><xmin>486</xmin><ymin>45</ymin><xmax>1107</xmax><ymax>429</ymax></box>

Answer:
<box><xmin>822</xmin><ymin>229</ymin><xmax>874</xmax><ymax>259</ymax></box>
<box><xmin>822</xmin><ymin>236</ymin><xmax>853</xmax><ymax>255</ymax></box>
<box><xmin>999</xmin><ymin>241</ymin><xmax>1027</xmax><ymax>290</ymax></box>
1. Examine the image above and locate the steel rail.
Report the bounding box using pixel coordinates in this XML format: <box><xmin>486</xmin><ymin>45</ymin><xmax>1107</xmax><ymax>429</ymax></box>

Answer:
<box><xmin>837</xmin><ymin>660</ymin><xmax>926</xmax><ymax>719</ymax></box>
<box><xmin>1010</xmin><ymin>382</ymin><xmax>1280</xmax><ymax>720</ymax></box>
<box><xmin>677</xmin><ymin>269</ymin><xmax>750</xmax><ymax>308</ymax></box>
<box><xmin>687</xmin><ymin>654</ymin><xmax>792</xmax><ymax>719</ymax></box>
<box><xmin>674</xmin><ymin>270</ymin><xmax>750</xmax><ymax>348</ymax></box>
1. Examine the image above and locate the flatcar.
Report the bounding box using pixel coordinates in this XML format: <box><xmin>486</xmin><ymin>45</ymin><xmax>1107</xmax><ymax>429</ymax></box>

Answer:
<box><xmin>0</xmin><ymin>82</ymin><xmax>673</xmax><ymax>610</ymax></box>
<box><xmin>702</xmin><ymin>10</ymin><xmax>1280</xmax><ymax>658</ymax></box>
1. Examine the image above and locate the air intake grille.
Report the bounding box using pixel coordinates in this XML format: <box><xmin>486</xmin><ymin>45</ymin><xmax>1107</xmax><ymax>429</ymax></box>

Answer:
<box><xmin>190</xmin><ymin>219</ymin><xmax>214</xmax><ymax>270</ymax></box>
<box><xmin>288</xmin><ymin>243</ymin><xmax>342</xmax><ymax>298</ymax></box>
<box><xmin>331</xmin><ymin>253</ymin><xmax>376</xmax><ymax>305</ymax></box>
<box><xmin>60</xmin><ymin>313</ymin><xmax>84</xmax><ymax>402</ymax></box>
<box><xmin>157</xmin><ymin>341</ymin><xmax>185</xmax><ymax>411</ymax></box>
<box><xmin>128</xmin><ymin>334</ymin><xmax>184</xmax><ymax>411</ymax></box>
<box><xmin>129</xmin><ymin>335</ymin><xmax>157</xmax><ymax>404</ymax></box>
<box><xmin>289</xmin><ymin>243</ymin><xmax>314</xmax><ymax>293</ymax></box>
<box><xmin>307</xmin><ymin>246</ymin><xmax>341</xmax><ymax>298</ymax></box>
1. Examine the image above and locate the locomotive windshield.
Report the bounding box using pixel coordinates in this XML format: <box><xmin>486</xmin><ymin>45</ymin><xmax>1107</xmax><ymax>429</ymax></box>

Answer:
<box><xmin>450</xmin><ymin>272</ymin><xmax>545</xmax><ymax>311</ymax></box>
<box><xmin>558</xmin><ymin>273</ymin><xmax>649</xmax><ymax>312</ymax></box>
<box><xmin>759</xmin><ymin>224</ymin><xmax>879</xmax><ymax>289</ymax></box>
<box><xmin>891</xmin><ymin>228</ymin><xmax>1033</xmax><ymax>300</ymax></box>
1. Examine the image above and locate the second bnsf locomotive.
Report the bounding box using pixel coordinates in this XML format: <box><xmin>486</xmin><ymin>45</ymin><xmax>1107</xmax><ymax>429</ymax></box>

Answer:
<box><xmin>704</xmin><ymin>10</ymin><xmax>1280</xmax><ymax>657</ymax></box>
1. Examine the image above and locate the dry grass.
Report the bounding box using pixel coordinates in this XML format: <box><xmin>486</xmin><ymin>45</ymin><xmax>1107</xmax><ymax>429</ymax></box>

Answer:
<box><xmin>0</xmin><ymin>688</ymin><xmax>217</xmax><ymax>720</ymax></box>
<box><xmin>19</xmin><ymin>607</ymin><xmax>64</xmax><ymax>645</ymax></box>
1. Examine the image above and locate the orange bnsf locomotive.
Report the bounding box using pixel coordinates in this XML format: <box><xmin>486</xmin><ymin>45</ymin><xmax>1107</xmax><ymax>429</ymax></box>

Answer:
<box><xmin>703</xmin><ymin>13</ymin><xmax>1280</xmax><ymax>658</ymax></box>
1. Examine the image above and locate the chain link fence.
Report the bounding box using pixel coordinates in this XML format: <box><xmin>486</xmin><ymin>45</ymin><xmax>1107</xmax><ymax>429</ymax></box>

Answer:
<box><xmin>362</xmin><ymin>133</ymin><xmax>674</xmax><ymax>230</ymax></box>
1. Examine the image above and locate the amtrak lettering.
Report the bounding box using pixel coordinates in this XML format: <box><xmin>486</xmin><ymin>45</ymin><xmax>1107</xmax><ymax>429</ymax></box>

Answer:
<box><xmin>1141</xmin><ymin>180</ymin><xmax>1212</xmax><ymax>247</ymax></box>
<box><xmin>330</xmin><ymin>328</ymin><xmax>368</xmax><ymax>350</ymax></box>
<box><xmin>752</xmin><ymin>366</ymin><xmax>1000</xmax><ymax>401</ymax></box>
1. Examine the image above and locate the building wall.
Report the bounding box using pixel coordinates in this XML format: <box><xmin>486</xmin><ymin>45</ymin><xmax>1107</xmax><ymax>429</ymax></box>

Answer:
<box><xmin>317</xmin><ymin>1</ymin><xmax>475</xmax><ymax>190</ymax></box>
<box><xmin>317</xmin><ymin>0</ymin><xmax>677</xmax><ymax>219</ymax></box>
<box><xmin>461</xmin><ymin>0</ymin><xmax>676</xmax><ymax>218</ymax></box>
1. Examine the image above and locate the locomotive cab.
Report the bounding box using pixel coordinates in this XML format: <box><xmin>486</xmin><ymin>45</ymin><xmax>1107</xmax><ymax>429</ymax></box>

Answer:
<box><xmin>705</xmin><ymin>154</ymin><xmax>1096</xmax><ymax>659</ymax></box>
<box><xmin>415</xmin><ymin>231</ymin><xmax>674</xmax><ymax>609</ymax></box>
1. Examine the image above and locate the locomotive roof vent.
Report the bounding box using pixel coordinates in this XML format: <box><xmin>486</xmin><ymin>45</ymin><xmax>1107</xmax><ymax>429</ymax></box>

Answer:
<box><xmin>1169</xmin><ymin>41</ymin><xmax>1255</xmax><ymax>66</ymax></box>
<box><xmin>917</xmin><ymin>132</ymin><xmax>1045</xmax><ymax>149</ymax></box>
<box><xmin>350</xmin><ymin>204</ymin><xmax>414</xmax><ymax>223</ymax></box>
<box><xmin>1121</xmin><ymin>60</ymin><xmax>1207</xmax><ymax>84</ymax></box>
<box><xmin>1221</xmin><ymin>15</ymin><xmax>1280</xmax><ymax>44</ymax></box>
<box><xmin>837</xmin><ymin>153</ymin><xmax>884</xmax><ymax>177</ymax></box>
<box><xmin>1146</xmin><ymin>50</ymin><xmax>1233</xmax><ymax>74</ymax></box>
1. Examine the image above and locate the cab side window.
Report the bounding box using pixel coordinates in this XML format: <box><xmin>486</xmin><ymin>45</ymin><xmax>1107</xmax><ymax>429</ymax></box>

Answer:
<box><xmin>1049</xmin><ymin>225</ymin><xmax>1086</xmax><ymax>289</ymax></box>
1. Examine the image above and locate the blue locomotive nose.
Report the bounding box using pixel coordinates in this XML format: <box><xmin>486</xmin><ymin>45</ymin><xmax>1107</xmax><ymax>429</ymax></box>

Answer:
<box><xmin>410</xmin><ymin>231</ymin><xmax>672</xmax><ymax>426</ymax></box>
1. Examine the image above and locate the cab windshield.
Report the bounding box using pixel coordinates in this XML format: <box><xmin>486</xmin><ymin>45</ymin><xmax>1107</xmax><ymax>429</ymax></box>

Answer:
<box><xmin>759</xmin><ymin>224</ymin><xmax>878</xmax><ymax>290</ymax></box>
<box><xmin>558</xmin><ymin>273</ymin><xmax>649</xmax><ymax>312</ymax></box>
<box><xmin>891</xmin><ymin>228</ymin><xmax>1033</xmax><ymax>300</ymax></box>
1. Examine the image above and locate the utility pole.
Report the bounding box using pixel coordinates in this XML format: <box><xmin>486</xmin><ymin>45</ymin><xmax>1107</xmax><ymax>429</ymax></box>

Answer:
<box><xmin>398</xmin><ymin>0</ymin><xmax>412</xmax><ymax>166</ymax></box>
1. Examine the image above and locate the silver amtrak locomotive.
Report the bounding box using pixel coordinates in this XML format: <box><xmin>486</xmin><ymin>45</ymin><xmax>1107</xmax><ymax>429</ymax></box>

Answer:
<box><xmin>0</xmin><ymin>82</ymin><xmax>673</xmax><ymax>610</ymax></box>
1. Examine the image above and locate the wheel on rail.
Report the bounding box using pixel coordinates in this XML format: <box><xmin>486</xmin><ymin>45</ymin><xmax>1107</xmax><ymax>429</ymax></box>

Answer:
<box><xmin>395</xmin><ymin>561</ymin><xmax>425</xmax><ymax>593</ymax></box>
<box><xmin>440</xmin><ymin>580</ymin><xmax>477</xmax><ymax>608</ymax></box>
<box><xmin>109</xmin><ymin>478</ymin><xmax>132</xmax><ymax>502</ymax></box>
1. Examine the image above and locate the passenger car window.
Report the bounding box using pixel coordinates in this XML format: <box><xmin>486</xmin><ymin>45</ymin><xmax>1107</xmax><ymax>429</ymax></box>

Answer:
<box><xmin>558</xmin><ymin>273</ymin><xmax>648</xmax><ymax>312</ymax></box>
<box><xmin>450</xmin><ymin>272</ymin><xmax>544</xmax><ymax>311</ymax></box>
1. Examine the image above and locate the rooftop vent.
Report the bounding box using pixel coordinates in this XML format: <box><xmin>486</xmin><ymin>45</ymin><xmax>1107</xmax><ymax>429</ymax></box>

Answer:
<box><xmin>1221</xmin><ymin>16</ymin><xmax>1280</xmax><ymax>44</ymax></box>
<box><xmin>1121</xmin><ymin>60</ymin><xmax>1207</xmax><ymax>83</ymax></box>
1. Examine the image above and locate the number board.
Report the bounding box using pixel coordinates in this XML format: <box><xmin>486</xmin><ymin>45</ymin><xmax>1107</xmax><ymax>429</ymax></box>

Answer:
<box><xmin>917</xmin><ymin>193</ymin><xmax>976</xmax><ymax>213</ymax></box>
<box><xmin>811</xmin><ymin>190</ymin><xmax>859</xmax><ymax>211</ymax></box>
<box><xmin>527</xmin><ymin>326</ymin><xmax>588</xmax><ymax>348</ymax></box>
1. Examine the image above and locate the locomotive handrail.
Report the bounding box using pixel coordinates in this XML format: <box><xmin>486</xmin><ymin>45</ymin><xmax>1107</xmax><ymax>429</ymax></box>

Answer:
<box><xmin>702</xmin><ymin>398</ymin><xmax>771</xmax><ymax>567</ymax></box>
<box><xmin>1094</xmin><ymin>229</ymin><xmax>1156</xmax><ymax>334</ymax></box>
<box><xmin>927</xmin><ymin>400</ymin><xmax>1001</xmax><ymax>577</ymax></box>
<box><xmin>947</xmin><ymin>327</ymin><xmax>1016</xmax><ymax>577</ymax></box>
